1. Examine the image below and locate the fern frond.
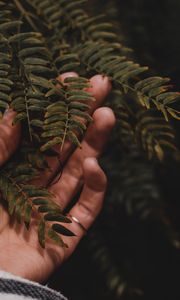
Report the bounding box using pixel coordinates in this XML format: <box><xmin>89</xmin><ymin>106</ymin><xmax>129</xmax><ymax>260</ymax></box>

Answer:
<box><xmin>0</xmin><ymin>34</ymin><xmax>13</xmax><ymax>110</ymax></box>
<box><xmin>135</xmin><ymin>110</ymin><xmax>179</xmax><ymax>161</ymax></box>
<box><xmin>51</xmin><ymin>0</ymin><xmax>180</xmax><ymax>121</ymax></box>
<box><xmin>0</xmin><ymin>0</ymin><xmax>179</xmax><ymax>257</ymax></box>
<box><xmin>0</xmin><ymin>161</ymin><xmax>73</xmax><ymax>248</ymax></box>
<box><xmin>41</xmin><ymin>76</ymin><xmax>94</xmax><ymax>152</ymax></box>
<box><xmin>135</xmin><ymin>77</ymin><xmax>180</xmax><ymax>121</ymax></box>
<box><xmin>78</xmin><ymin>41</ymin><xmax>180</xmax><ymax>120</ymax></box>
<box><xmin>109</xmin><ymin>90</ymin><xmax>179</xmax><ymax>161</ymax></box>
<box><xmin>25</xmin><ymin>0</ymin><xmax>81</xmax><ymax>74</ymax></box>
<box><xmin>26</xmin><ymin>0</ymin><xmax>62</xmax><ymax>31</ymax></box>
<box><xmin>0</xmin><ymin>2</ymin><xmax>56</xmax><ymax>141</ymax></box>
<box><xmin>87</xmin><ymin>231</ymin><xmax>141</xmax><ymax>299</ymax></box>
<box><xmin>10</xmin><ymin>31</ymin><xmax>56</xmax><ymax>140</ymax></box>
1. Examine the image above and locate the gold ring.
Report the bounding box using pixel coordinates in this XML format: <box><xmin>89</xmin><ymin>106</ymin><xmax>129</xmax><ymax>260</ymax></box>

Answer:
<box><xmin>68</xmin><ymin>214</ymin><xmax>87</xmax><ymax>233</ymax></box>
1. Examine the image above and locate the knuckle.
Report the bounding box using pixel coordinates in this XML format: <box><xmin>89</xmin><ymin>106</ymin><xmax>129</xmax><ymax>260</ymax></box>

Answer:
<box><xmin>78</xmin><ymin>202</ymin><xmax>95</xmax><ymax>219</ymax></box>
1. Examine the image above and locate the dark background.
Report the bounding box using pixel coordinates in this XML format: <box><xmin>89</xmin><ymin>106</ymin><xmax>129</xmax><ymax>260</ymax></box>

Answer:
<box><xmin>48</xmin><ymin>1</ymin><xmax>180</xmax><ymax>299</ymax></box>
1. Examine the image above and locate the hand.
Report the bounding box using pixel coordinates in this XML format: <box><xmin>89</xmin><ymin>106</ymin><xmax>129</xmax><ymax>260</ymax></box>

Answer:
<box><xmin>0</xmin><ymin>73</ymin><xmax>115</xmax><ymax>283</ymax></box>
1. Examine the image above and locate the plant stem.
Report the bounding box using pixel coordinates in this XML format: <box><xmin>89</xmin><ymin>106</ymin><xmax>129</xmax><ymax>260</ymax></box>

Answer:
<box><xmin>13</xmin><ymin>0</ymin><xmax>38</xmax><ymax>32</ymax></box>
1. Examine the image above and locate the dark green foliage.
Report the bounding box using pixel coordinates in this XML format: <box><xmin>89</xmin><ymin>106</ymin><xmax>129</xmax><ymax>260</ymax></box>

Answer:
<box><xmin>0</xmin><ymin>1</ymin><xmax>180</xmax><ymax>299</ymax></box>
<box><xmin>0</xmin><ymin>0</ymin><xmax>95</xmax><ymax>247</ymax></box>
<box><xmin>41</xmin><ymin>76</ymin><xmax>94</xmax><ymax>151</ymax></box>
<box><xmin>0</xmin><ymin>159</ymin><xmax>69</xmax><ymax>247</ymax></box>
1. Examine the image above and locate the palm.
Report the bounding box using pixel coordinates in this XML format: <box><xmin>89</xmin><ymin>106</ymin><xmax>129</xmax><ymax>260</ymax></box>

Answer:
<box><xmin>0</xmin><ymin>73</ymin><xmax>115</xmax><ymax>283</ymax></box>
<box><xmin>0</xmin><ymin>207</ymin><xmax>66</xmax><ymax>282</ymax></box>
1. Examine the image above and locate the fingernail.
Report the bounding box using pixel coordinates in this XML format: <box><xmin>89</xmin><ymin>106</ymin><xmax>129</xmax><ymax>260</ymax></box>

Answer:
<box><xmin>90</xmin><ymin>157</ymin><xmax>98</xmax><ymax>164</ymax></box>
<box><xmin>4</xmin><ymin>108</ymin><xmax>9</xmax><ymax>115</ymax></box>
<box><xmin>4</xmin><ymin>108</ymin><xmax>13</xmax><ymax>115</ymax></box>
<box><xmin>92</xmin><ymin>157</ymin><xmax>98</xmax><ymax>161</ymax></box>
<box><xmin>84</xmin><ymin>157</ymin><xmax>98</xmax><ymax>165</ymax></box>
<box><xmin>3</xmin><ymin>108</ymin><xmax>14</xmax><ymax>120</ymax></box>
<box><xmin>58</xmin><ymin>72</ymin><xmax>78</xmax><ymax>82</ymax></box>
<box><xmin>63</xmin><ymin>72</ymin><xmax>78</xmax><ymax>77</ymax></box>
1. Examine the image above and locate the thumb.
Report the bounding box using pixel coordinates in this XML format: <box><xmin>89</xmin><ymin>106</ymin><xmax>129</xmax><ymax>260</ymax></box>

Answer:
<box><xmin>0</xmin><ymin>110</ymin><xmax>21</xmax><ymax>167</ymax></box>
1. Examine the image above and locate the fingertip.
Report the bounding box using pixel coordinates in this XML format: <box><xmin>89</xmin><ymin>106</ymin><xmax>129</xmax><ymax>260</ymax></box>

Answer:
<box><xmin>91</xmin><ymin>74</ymin><xmax>112</xmax><ymax>91</ymax></box>
<box><xmin>0</xmin><ymin>110</ymin><xmax>21</xmax><ymax>166</ymax></box>
<box><xmin>2</xmin><ymin>109</ymin><xmax>20</xmax><ymax>132</ymax></box>
<box><xmin>93</xmin><ymin>107</ymin><xmax>116</xmax><ymax>133</ymax></box>
<box><xmin>58</xmin><ymin>72</ymin><xmax>78</xmax><ymax>82</ymax></box>
<box><xmin>89</xmin><ymin>75</ymin><xmax>112</xmax><ymax>103</ymax></box>
<box><xmin>2</xmin><ymin>109</ymin><xmax>16</xmax><ymax>121</ymax></box>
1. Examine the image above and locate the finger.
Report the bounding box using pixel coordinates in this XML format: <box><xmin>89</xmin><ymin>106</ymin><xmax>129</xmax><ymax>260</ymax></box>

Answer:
<box><xmin>87</xmin><ymin>74</ymin><xmax>112</xmax><ymax>112</ymax></box>
<box><xmin>0</xmin><ymin>110</ymin><xmax>21</xmax><ymax>167</ymax></box>
<box><xmin>58</xmin><ymin>73</ymin><xmax>112</xmax><ymax>110</ymax></box>
<box><xmin>34</xmin><ymin>72</ymin><xmax>79</xmax><ymax>184</ymax></box>
<box><xmin>56</xmin><ymin>73</ymin><xmax>111</xmax><ymax>155</ymax></box>
<box><xmin>64</xmin><ymin>157</ymin><xmax>107</xmax><ymax>258</ymax></box>
<box><xmin>58</xmin><ymin>71</ymin><xmax>78</xmax><ymax>82</ymax></box>
<box><xmin>50</xmin><ymin>107</ymin><xmax>115</xmax><ymax>208</ymax></box>
<box><xmin>55</xmin><ymin>74</ymin><xmax>112</xmax><ymax>161</ymax></box>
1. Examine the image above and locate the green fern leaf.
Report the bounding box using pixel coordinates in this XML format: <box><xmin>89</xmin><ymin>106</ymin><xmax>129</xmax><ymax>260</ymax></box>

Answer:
<box><xmin>38</xmin><ymin>218</ymin><xmax>46</xmax><ymax>248</ymax></box>
<box><xmin>52</xmin><ymin>223</ymin><xmax>76</xmax><ymax>237</ymax></box>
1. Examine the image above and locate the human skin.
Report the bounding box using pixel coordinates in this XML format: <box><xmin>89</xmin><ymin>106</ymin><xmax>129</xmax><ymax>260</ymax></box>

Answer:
<box><xmin>0</xmin><ymin>73</ymin><xmax>115</xmax><ymax>283</ymax></box>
